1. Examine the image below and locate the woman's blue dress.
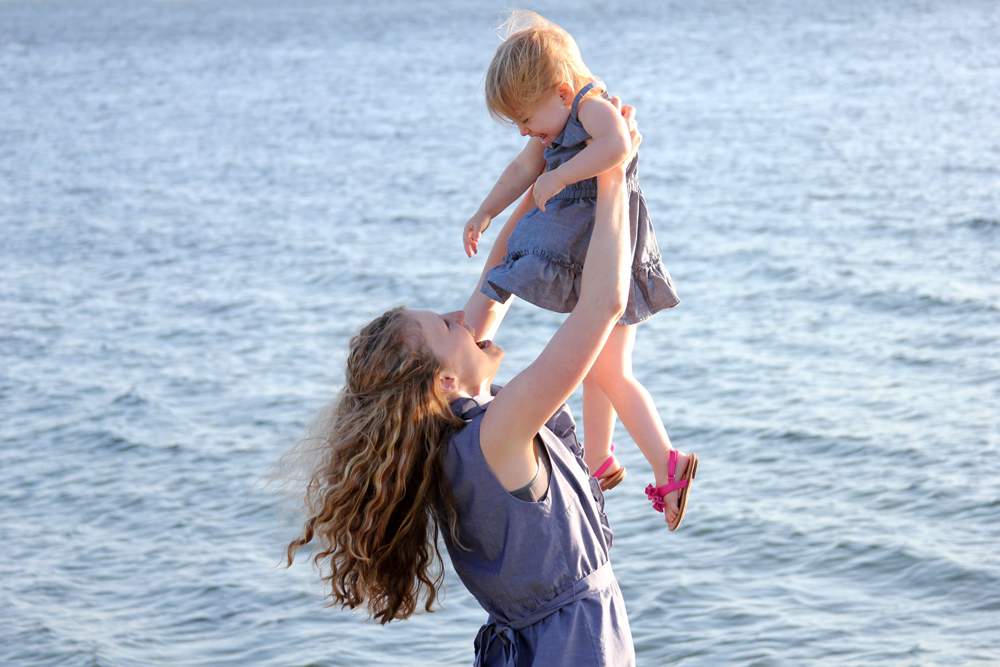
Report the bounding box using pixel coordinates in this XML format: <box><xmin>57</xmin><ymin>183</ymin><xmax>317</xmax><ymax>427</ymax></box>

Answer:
<box><xmin>441</xmin><ymin>388</ymin><xmax>636</xmax><ymax>666</ymax></box>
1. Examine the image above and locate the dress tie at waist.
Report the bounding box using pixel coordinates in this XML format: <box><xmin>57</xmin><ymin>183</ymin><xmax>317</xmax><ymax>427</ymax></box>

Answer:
<box><xmin>473</xmin><ymin>561</ymin><xmax>614</xmax><ymax>667</ymax></box>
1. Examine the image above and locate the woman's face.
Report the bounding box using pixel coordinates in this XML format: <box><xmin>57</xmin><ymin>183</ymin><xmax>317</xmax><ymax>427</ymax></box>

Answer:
<box><xmin>412</xmin><ymin>309</ymin><xmax>504</xmax><ymax>397</ymax></box>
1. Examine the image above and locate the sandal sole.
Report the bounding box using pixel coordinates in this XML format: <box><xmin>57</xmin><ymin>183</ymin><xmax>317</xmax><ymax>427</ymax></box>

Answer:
<box><xmin>668</xmin><ymin>453</ymin><xmax>698</xmax><ymax>532</ymax></box>
<box><xmin>599</xmin><ymin>465</ymin><xmax>627</xmax><ymax>492</ymax></box>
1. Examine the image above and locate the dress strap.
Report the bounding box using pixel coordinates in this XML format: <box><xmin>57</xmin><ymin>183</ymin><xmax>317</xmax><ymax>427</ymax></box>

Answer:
<box><xmin>570</xmin><ymin>81</ymin><xmax>603</xmax><ymax>121</ymax></box>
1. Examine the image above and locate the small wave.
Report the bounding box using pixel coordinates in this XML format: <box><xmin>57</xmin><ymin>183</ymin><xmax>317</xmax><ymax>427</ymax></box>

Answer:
<box><xmin>111</xmin><ymin>387</ymin><xmax>150</xmax><ymax>408</ymax></box>
<box><xmin>802</xmin><ymin>537</ymin><xmax>1000</xmax><ymax>609</ymax></box>
<box><xmin>954</xmin><ymin>218</ymin><xmax>1000</xmax><ymax>235</ymax></box>
<box><xmin>87</xmin><ymin>429</ymin><xmax>142</xmax><ymax>454</ymax></box>
<box><xmin>745</xmin><ymin>264</ymin><xmax>800</xmax><ymax>282</ymax></box>
<box><xmin>752</xmin><ymin>427</ymin><xmax>871</xmax><ymax>456</ymax></box>
<box><xmin>852</xmin><ymin>288</ymin><xmax>999</xmax><ymax>317</ymax></box>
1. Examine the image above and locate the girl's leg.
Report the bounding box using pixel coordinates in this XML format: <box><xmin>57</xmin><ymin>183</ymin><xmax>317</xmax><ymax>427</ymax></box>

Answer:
<box><xmin>582</xmin><ymin>368</ymin><xmax>620</xmax><ymax>476</ymax></box>
<box><xmin>591</xmin><ymin>324</ymin><xmax>691</xmax><ymax>523</ymax></box>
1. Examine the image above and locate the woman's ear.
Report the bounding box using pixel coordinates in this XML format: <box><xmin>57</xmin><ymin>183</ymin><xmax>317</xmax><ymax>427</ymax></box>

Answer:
<box><xmin>438</xmin><ymin>372</ymin><xmax>458</xmax><ymax>396</ymax></box>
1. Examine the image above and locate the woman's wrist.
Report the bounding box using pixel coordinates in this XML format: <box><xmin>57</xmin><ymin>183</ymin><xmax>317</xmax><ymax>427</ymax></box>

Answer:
<box><xmin>603</xmin><ymin>163</ymin><xmax>627</xmax><ymax>183</ymax></box>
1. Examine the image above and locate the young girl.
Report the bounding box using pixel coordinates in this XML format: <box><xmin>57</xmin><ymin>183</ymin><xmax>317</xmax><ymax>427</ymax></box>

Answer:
<box><xmin>462</xmin><ymin>10</ymin><xmax>698</xmax><ymax>528</ymax></box>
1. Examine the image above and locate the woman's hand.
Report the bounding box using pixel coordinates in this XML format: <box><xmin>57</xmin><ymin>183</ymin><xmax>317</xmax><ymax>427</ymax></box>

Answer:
<box><xmin>609</xmin><ymin>96</ymin><xmax>642</xmax><ymax>166</ymax></box>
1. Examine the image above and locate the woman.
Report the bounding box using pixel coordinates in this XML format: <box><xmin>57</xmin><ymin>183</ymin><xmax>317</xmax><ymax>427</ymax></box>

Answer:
<box><xmin>286</xmin><ymin>102</ymin><xmax>644</xmax><ymax>666</ymax></box>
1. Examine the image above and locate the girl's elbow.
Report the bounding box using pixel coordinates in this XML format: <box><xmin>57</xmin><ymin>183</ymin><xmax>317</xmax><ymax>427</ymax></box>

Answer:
<box><xmin>605</xmin><ymin>127</ymin><xmax>630</xmax><ymax>164</ymax></box>
<box><xmin>615</xmin><ymin>135</ymin><xmax>631</xmax><ymax>162</ymax></box>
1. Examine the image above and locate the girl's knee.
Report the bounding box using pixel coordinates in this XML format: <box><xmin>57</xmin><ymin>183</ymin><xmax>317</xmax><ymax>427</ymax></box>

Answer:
<box><xmin>592</xmin><ymin>366</ymin><xmax>634</xmax><ymax>394</ymax></box>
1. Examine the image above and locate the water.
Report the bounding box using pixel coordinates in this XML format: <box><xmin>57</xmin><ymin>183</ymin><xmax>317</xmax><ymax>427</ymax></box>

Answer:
<box><xmin>2</xmin><ymin>1</ymin><xmax>998</xmax><ymax>665</ymax></box>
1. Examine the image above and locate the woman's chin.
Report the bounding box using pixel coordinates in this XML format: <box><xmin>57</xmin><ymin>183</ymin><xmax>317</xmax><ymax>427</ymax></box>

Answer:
<box><xmin>489</xmin><ymin>340</ymin><xmax>506</xmax><ymax>365</ymax></box>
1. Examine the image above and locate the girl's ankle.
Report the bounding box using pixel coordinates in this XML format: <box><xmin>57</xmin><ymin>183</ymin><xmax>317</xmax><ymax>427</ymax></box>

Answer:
<box><xmin>652</xmin><ymin>449</ymin><xmax>686</xmax><ymax>488</ymax></box>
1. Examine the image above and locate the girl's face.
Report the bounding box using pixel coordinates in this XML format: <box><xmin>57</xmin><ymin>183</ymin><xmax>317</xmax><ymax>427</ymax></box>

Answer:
<box><xmin>412</xmin><ymin>309</ymin><xmax>503</xmax><ymax>398</ymax></box>
<box><xmin>516</xmin><ymin>82</ymin><xmax>575</xmax><ymax>147</ymax></box>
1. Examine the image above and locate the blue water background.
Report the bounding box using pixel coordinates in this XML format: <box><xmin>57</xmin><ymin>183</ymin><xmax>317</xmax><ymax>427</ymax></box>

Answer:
<box><xmin>2</xmin><ymin>1</ymin><xmax>999</xmax><ymax>665</ymax></box>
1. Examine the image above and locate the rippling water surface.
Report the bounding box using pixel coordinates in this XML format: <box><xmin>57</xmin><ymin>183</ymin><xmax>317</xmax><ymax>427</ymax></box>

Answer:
<box><xmin>2</xmin><ymin>1</ymin><xmax>999</xmax><ymax>665</ymax></box>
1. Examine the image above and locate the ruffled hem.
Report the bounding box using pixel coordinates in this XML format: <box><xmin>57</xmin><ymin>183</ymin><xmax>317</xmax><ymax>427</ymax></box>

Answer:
<box><xmin>625</xmin><ymin>255</ymin><xmax>681</xmax><ymax>325</ymax></box>
<box><xmin>481</xmin><ymin>250</ymin><xmax>680</xmax><ymax>325</ymax></box>
<box><xmin>482</xmin><ymin>250</ymin><xmax>579</xmax><ymax>313</ymax></box>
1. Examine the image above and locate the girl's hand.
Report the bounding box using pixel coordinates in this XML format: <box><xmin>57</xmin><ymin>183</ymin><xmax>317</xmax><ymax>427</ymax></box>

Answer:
<box><xmin>463</xmin><ymin>209</ymin><xmax>492</xmax><ymax>257</ymax></box>
<box><xmin>532</xmin><ymin>170</ymin><xmax>565</xmax><ymax>212</ymax></box>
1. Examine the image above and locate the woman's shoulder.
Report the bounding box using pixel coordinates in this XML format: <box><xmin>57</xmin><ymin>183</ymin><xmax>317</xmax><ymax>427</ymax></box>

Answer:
<box><xmin>441</xmin><ymin>410</ymin><xmax>488</xmax><ymax>493</ymax></box>
<box><xmin>446</xmin><ymin>404</ymin><xmax>484</xmax><ymax>453</ymax></box>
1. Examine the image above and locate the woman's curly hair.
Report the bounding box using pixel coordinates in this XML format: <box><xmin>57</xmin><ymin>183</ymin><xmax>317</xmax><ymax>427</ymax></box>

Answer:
<box><xmin>285</xmin><ymin>306</ymin><xmax>465</xmax><ymax>623</ymax></box>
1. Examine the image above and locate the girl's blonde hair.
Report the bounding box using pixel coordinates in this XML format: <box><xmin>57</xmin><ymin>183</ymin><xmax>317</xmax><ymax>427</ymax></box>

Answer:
<box><xmin>485</xmin><ymin>10</ymin><xmax>597</xmax><ymax>125</ymax></box>
<box><xmin>284</xmin><ymin>307</ymin><xmax>464</xmax><ymax>624</ymax></box>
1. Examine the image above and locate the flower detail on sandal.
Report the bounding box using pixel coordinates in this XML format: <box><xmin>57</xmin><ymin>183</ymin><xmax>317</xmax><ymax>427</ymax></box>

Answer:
<box><xmin>645</xmin><ymin>449</ymin><xmax>698</xmax><ymax>530</ymax></box>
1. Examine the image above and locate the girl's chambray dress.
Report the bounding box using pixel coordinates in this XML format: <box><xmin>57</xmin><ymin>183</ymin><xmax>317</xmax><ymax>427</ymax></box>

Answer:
<box><xmin>440</xmin><ymin>387</ymin><xmax>635</xmax><ymax>667</ymax></box>
<box><xmin>482</xmin><ymin>82</ymin><xmax>680</xmax><ymax>325</ymax></box>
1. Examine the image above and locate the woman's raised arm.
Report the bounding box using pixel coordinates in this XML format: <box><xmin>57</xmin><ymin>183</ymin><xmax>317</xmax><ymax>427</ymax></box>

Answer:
<box><xmin>480</xmin><ymin>103</ymin><xmax>638</xmax><ymax>475</ymax></box>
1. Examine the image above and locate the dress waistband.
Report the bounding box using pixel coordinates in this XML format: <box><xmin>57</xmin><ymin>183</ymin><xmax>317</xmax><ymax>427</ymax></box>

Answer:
<box><xmin>473</xmin><ymin>561</ymin><xmax>614</xmax><ymax>667</ymax></box>
<box><xmin>550</xmin><ymin>186</ymin><xmax>598</xmax><ymax>200</ymax></box>
<box><xmin>548</xmin><ymin>172</ymin><xmax>640</xmax><ymax>201</ymax></box>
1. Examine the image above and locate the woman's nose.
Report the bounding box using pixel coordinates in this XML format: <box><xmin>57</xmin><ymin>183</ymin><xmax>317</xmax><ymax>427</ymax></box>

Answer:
<box><xmin>443</xmin><ymin>310</ymin><xmax>465</xmax><ymax>325</ymax></box>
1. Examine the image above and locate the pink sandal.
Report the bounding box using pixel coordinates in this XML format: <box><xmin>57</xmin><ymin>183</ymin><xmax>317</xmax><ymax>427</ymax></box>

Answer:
<box><xmin>592</xmin><ymin>445</ymin><xmax>627</xmax><ymax>491</ymax></box>
<box><xmin>645</xmin><ymin>450</ymin><xmax>698</xmax><ymax>531</ymax></box>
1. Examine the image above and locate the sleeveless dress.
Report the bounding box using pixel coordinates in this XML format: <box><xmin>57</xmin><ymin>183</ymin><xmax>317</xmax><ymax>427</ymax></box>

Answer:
<box><xmin>482</xmin><ymin>82</ymin><xmax>680</xmax><ymax>325</ymax></box>
<box><xmin>441</xmin><ymin>387</ymin><xmax>636</xmax><ymax>667</ymax></box>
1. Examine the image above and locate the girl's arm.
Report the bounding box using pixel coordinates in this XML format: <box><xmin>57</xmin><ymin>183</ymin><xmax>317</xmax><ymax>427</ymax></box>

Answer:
<box><xmin>464</xmin><ymin>138</ymin><xmax>546</xmax><ymax>257</ymax></box>
<box><xmin>462</xmin><ymin>184</ymin><xmax>539</xmax><ymax>342</ymax></box>
<box><xmin>480</xmin><ymin>103</ymin><xmax>639</xmax><ymax>488</ymax></box>
<box><xmin>532</xmin><ymin>94</ymin><xmax>631</xmax><ymax>211</ymax></box>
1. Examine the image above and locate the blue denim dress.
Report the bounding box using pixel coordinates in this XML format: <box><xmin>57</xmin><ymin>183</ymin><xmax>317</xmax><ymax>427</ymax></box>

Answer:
<box><xmin>441</xmin><ymin>388</ymin><xmax>635</xmax><ymax>667</ymax></box>
<box><xmin>482</xmin><ymin>82</ymin><xmax>680</xmax><ymax>325</ymax></box>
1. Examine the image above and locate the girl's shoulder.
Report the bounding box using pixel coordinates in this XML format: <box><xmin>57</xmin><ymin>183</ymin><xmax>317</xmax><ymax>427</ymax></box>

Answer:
<box><xmin>574</xmin><ymin>80</ymin><xmax>615</xmax><ymax>113</ymax></box>
<box><xmin>580</xmin><ymin>80</ymin><xmax>608</xmax><ymax>98</ymax></box>
<box><xmin>575</xmin><ymin>88</ymin><xmax>623</xmax><ymax>136</ymax></box>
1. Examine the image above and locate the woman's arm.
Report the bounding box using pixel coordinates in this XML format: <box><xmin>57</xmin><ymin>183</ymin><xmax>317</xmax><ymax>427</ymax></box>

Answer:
<box><xmin>464</xmin><ymin>139</ymin><xmax>546</xmax><ymax>257</ymax></box>
<box><xmin>480</xmin><ymin>106</ymin><xmax>638</xmax><ymax>485</ymax></box>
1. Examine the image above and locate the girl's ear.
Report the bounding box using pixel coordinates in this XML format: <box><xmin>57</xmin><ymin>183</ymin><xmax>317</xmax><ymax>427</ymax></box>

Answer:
<box><xmin>557</xmin><ymin>81</ymin><xmax>574</xmax><ymax>105</ymax></box>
